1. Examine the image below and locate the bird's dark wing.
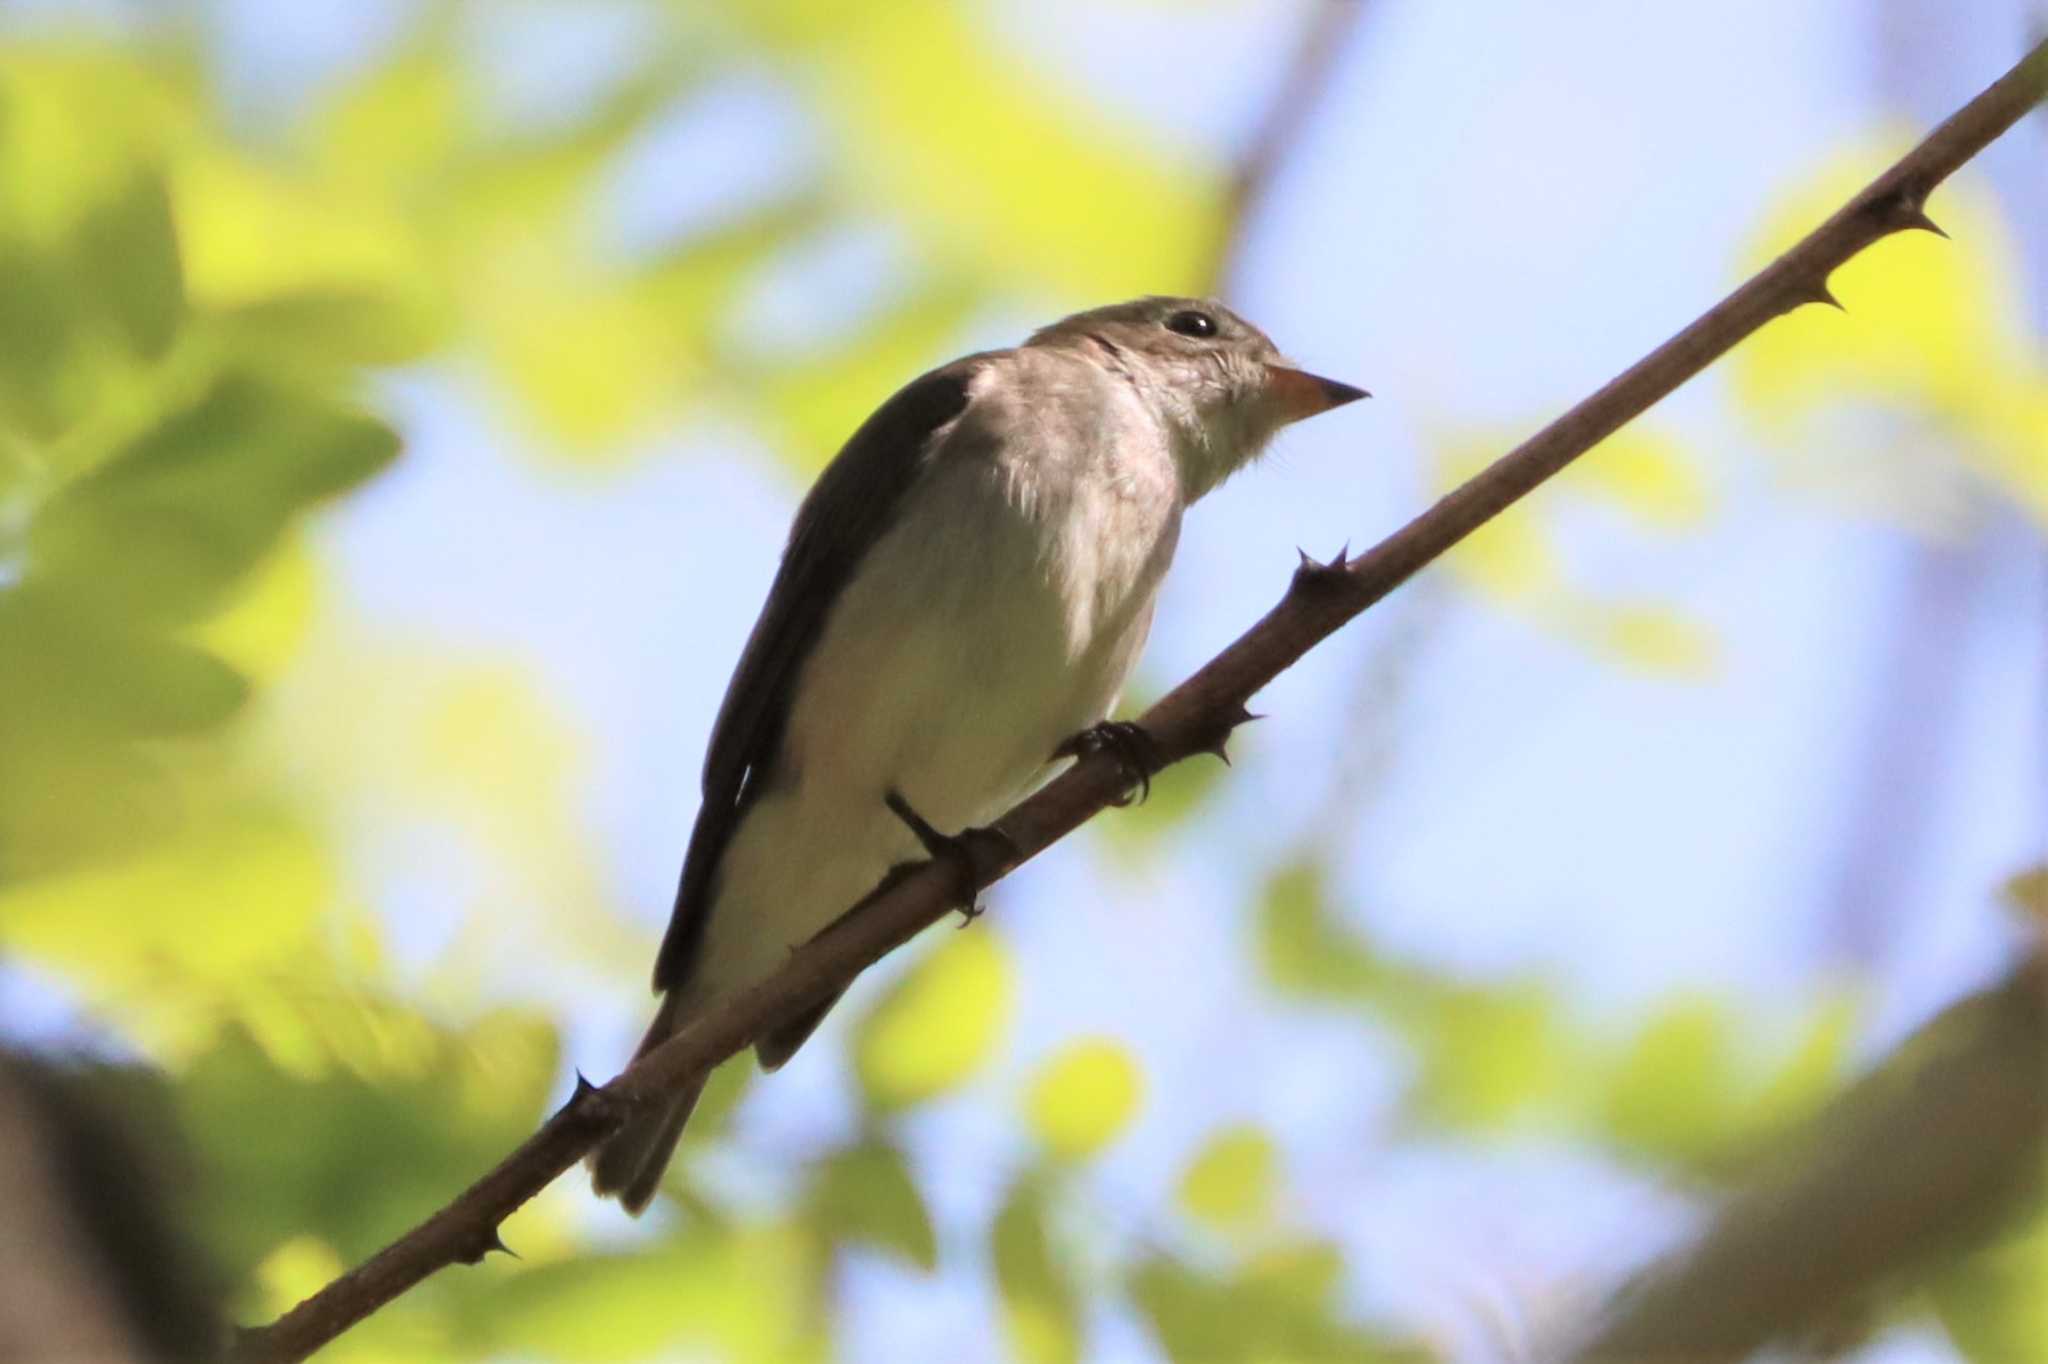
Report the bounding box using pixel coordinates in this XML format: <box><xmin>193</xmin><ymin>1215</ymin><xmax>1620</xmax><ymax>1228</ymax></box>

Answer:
<box><xmin>651</xmin><ymin>355</ymin><xmax>990</xmax><ymax>991</ymax></box>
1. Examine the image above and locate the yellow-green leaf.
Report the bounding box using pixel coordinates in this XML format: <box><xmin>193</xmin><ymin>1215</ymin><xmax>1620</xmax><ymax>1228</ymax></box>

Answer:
<box><xmin>172</xmin><ymin>149</ymin><xmax>445</xmax><ymax>364</ymax></box>
<box><xmin>0</xmin><ymin>813</ymin><xmax>325</xmax><ymax>1049</ymax></box>
<box><xmin>854</xmin><ymin>930</ymin><xmax>1012</xmax><ymax>1111</ymax></box>
<box><xmin>1128</xmin><ymin>1247</ymin><xmax>1396</xmax><ymax>1363</ymax></box>
<box><xmin>805</xmin><ymin>1140</ymin><xmax>937</xmax><ymax>1270</ymax></box>
<box><xmin>1599</xmin><ymin>996</ymin><xmax>1742</xmax><ymax>1164</ymax></box>
<box><xmin>1433</xmin><ymin>429</ymin><xmax>1717</xmax><ymax>675</ymax></box>
<box><xmin>1410</xmin><ymin>981</ymin><xmax>1570</xmax><ymax>1130</ymax></box>
<box><xmin>463</xmin><ymin>1224</ymin><xmax>820</xmax><ymax>1364</ymax></box>
<box><xmin>1569</xmin><ymin>602</ymin><xmax>1718</xmax><ymax>677</ymax></box>
<box><xmin>1178</xmin><ymin>1125</ymin><xmax>1277</xmax><ymax>1232</ymax></box>
<box><xmin>1025</xmin><ymin>1037</ymin><xmax>1144</xmax><ymax>1161</ymax></box>
<box><xmin>1731</xmin><ymin>143</ymin><xmax>2048</xmax><ymax>529</ymax></box>
<box><xmin>177</xmin><ymin>1010</ymin><xmax>559</xmax><ymax>1277</ymax></box>
<box><xmin>1256</xmin><ymin>862</ymin><xmax>1382</xmax><ymax>1000</ymax></box>
<box><xmin>1747</xmin><ymin>991</ymin><xmax>1860</xmax><ymax>1134</ymax></box>
<box><xmin>27</xmin><ymin>375</ymin><xmax>399</xmax><ymax>623</ymax></box>
<box><xmin>1574</xmin><ymin>430</ymin><xmax>1711</xmax><ymax>528</ymax></box>
<box><xmin>1930</xmin><ymin>1200</ymin><xmax>2048</xmax><ymax>1364</ymax></box>
<box><xmin>812</xmin><ymin>2</ymin><xmax>1219</xmax><ymax>298</ymax></box>
<box><xmin>992</xmin><ymin>1172</ymin><xmax>1082</xmax><ymax>1364</ymax></box>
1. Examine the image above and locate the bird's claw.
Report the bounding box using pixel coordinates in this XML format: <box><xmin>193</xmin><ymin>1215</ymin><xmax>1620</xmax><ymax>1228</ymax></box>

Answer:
<box><xmin>883</xmin><ymin>790</ymin><xmax>1013</xmax><ymax>925</ymax></box>
<box><xmin>1056</xmin><ymin>720</ymin><xmax>1164</xmax><ymax>806</ymax></box>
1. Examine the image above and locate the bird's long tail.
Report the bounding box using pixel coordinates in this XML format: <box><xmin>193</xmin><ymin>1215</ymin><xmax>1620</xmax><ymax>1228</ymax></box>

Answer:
<box><xmin>587</xmin><ymin>992</ymin><xmax>704</xmax><ymax>1214</ymax></box>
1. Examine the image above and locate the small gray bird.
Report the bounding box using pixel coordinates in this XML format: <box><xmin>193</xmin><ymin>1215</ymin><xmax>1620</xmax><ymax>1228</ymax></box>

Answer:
<box><xmin>591</xmin><ymin>296</ymin><xmax>1364</xmax><ymax>1210</ymax></box>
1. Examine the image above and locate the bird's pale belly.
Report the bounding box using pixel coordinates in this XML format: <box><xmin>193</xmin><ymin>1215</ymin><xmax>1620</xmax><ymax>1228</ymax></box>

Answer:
<box><xmin>685</xmin><ymin>454</ymin><xmax>1175</xmax><ymax>1004</ymax></box>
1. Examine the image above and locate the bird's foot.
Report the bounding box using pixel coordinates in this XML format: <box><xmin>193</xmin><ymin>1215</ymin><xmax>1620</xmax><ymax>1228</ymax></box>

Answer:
<box><xmin>883</xmin><ymin>790</ymin><xmax>1016</xmax><ymax>926</ymax></box>
<box><xmin>1055</xmin><ymin>720</ymin><xmax>1164</xmax><ymax>806</ymax></box>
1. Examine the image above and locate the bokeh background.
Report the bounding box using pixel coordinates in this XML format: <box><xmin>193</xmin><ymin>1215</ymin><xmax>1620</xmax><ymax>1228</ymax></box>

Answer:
<box><xmin>1</xmin><ymin>1</ymin><xmax>2044</xmax><ymax>1360</ymax></box>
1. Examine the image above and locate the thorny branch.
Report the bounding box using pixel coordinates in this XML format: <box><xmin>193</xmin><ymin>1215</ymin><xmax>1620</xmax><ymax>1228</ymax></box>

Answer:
<box><xmin>235</xmin><ymin>36</ymin><xmax>2048</xmax><ymax>1364</ymax></box>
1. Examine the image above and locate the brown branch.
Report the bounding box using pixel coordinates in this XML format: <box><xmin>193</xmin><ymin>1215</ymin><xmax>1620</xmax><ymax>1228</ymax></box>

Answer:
<box><xmin>1565</xmin><ymin>951</ymin><xmax>2048</xmax><ymax>1363</ymax></box>
<box><xmin>235</xmin><ymin>36</ymin><xmax>2048</xmax><ymax>1364</ymax></box>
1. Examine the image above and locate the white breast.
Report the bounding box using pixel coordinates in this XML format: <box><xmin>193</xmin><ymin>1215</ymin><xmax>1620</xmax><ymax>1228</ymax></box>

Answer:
<box><xmin>688</xmin><ymin>355</ymin><xmax>1185</xmax><ymax>999</ymax></box>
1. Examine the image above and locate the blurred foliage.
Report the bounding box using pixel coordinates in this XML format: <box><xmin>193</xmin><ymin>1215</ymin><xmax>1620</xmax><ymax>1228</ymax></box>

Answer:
<box><xmin>1127</xmin><ymin>1244</ymin><xmax>1412</xmax><ymax>1364</ymax></box>
<box><xmin>853</xmin><ymin>927</ymin><xmax>1013</xmax><ymax>1112</ymax></box>
<box><xmin>803</xmin><ymin>1138</ymin><xmax>938</xmax><ymax>1272</ymax></box>
<box><xmin>1258</xmin><ymin>860</ymin><xmax>1864</xmax><ymax>1172</ymax></box>
<box><xmin>0</xmin><ymin>5</ymin><xmax>2041</xmax><ymax>1363</ymax></box>
<box><xmin>992</xmin><ymin>1169</ymin><xmax>1084</xmax><ymax>1364</ymax></box>
<box><xmin>1733</xmin><ymin>143</ymin><xmax>2048</xmax><ymax>534</ymax></box>
<box><xmin>1930</xmin><ymin>1202</ymin><xmax>2048</xmax><ymax>1364</ymax></box>
<box><xmin>1025</xmin><ymin>1036</ymin><xmax>1144</xmax><ymax>1162</ymax></box>
<box><xmin>1434</xmin><ymin>427</ymin><xmax>1719</xmax><ymax>676</ymax></box>
<box><xmin>1177</xmin><ymin>1124</ymin><xmax>1279</xmax><ymax>1234</ymax></box>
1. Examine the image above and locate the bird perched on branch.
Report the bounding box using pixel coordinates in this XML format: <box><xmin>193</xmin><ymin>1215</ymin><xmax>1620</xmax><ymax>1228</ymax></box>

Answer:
<box><xmin>591</xmin><ymin>296</ymin><xmax>1365</xmax><ymax>1211</ymax></box>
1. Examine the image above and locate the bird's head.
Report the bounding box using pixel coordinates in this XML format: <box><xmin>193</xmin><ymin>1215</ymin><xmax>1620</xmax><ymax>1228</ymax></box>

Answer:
<box><xmin>1028</xmin><ymin>296</ymin><xmax>1367</xmax><ymax>498</ymax></box>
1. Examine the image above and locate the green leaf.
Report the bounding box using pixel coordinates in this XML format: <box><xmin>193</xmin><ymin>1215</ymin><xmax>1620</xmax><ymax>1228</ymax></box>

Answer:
<box><xmin>804</xmin><ymin>1140</ymin><xmax>937</xmax><ymax>1271</ymax></box>
<box><xmin>0</xmin><ymin>233</ymin><xmax>86</xmax><ymax>443</ymax></box>
<box><xmin>1746</xmin><ymin>991</ymin><xmax>1859</xmax><ymax>1135</ymax></box>
<box><xmin>806</xmin><ymin>2</ymin><xmax>1221</xmax><ymax>299</ymax></box>
<box><xmin>1177</xmin><ymin>1125</ymin><xmax>1278</xmax><ymax>1233</ymax></box>
<box><xmin>1242</xmin><ymin>1239</ymin><xmax>1347</xmax><ymax>1309</ymax></box>
<box><xmin>174</xmin><ymin>1012</ymin><xmax>558</xmax><ymax>1279</ymax></box>
<box><xmin>0</xmin><ymin>583</ymin><xmax>252</xmax><ymax>884</ymax></box>
<box><xmin>69</xmin><ymin>166</ymin><xmax>185</xmax><ymax>360</ymax></box>
<box><xmin>0</xmin><ymin>732</ymin><xmax>178</xmax><ymax>882</ymax></box>
<box><xmin>213</xmin><ymin>290</ymin><xmax>442</xmax><ymax>370</ymax></box>
<box><xmin>27</xmin><ymin>374</ymin><xmax>399</xmax><ymax>621</ymax></box>
<box><xmin>459</xmin><ymin>1223</ymin><xmax>823</xmax><ymax>1364</ymax></box>
<box><xmin>992</xmin><ymin>1171</ymin><xmax>1083</xmax><ymax>1364</ymax></box>
<box><xmin>1930</xmin><ymin>1198</ymin><xmax>2048</xmax><ymax>1363</ymax></box>
<box><xmin>853</xmin><ymin>930</ymin><xmax>1012</xmax><ymax>1112</ymax></box>
<box><xmin>0</xmin><ymin>55</ymin><xmax>189</xmax><ymax>445</ymax></box>
<box><xmin>171</xmin><ymin>148</ymin><xmax>447</xmax><ymax>367</ymax></box>
<box><xmin>1127</xmin><ymin>1247</ymin><xmax>1404</xmax><ymax>1363</ymax></box>
<box><xmin>1257</xmin><ymin>861</ymin><xmax>1383</xmax><ymax>1000</ymax></box>
<box><xmin>1598</xmin><ymin>996</ymin><xmax>1742</xmax><ymax>1164</ymax></box>
<box><xmin>0</xmin><ymin>587</ymin><xmax>249</xmax><ymax>742</ymax></box>
<box><xmin>1024</xmin><ymin>1037</ymin><xmax>1143</xmax><ymax>1162</ymax></box>
<box><xmin>1127</xmin><ymin>1255</ymin><xmax>1257</xmax><ymax>1362</ymax></box>
<box><xmin>1408</xmin><ymin>980</ymin><xmax>1569</xmax><ymax>1130</ymax></box>
<box><xmin>1254</xmin><ymin>861</ymin><xmax>1574</xmax><ymax>1131</ymax></box>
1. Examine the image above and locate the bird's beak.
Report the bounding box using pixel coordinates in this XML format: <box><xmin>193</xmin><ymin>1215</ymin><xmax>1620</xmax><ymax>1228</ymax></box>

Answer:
<box><xmin>1264</xmin><ymin>364</ymin><xmax>1370</xmax><ymax>424</ymax></box>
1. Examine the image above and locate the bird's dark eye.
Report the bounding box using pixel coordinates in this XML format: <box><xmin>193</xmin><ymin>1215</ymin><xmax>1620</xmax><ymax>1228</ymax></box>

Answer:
<box><xmin>1165</xmin><ymin>309</ymin><xmax>1217</xmax><ymax>338</ymax></box>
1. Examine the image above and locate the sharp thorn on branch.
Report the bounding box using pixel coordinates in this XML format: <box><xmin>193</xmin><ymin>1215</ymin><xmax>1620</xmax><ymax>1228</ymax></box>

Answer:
<box><xmin>1290</xmin><ymin>545</ymin><xmax>1356</xmax><ymax>593</ymax></box>
<box><xmin>1779</xmin><ymin>277</ymin><xmax>1844</xmax><ymax>315</ymax></box>
<box><xmin>455</xmin><ymin>1226</ymin><xmax>516</xmax><ymax>1266</ymax></box>
<box><xmin>1800</xmin><ymin>280</ymin><xmax>1846</xmax><ymax>311</ymax></box>
<box><xmin>1899</xmin><ymin>206</ymin><xmax>1948</xmax><ymax>238</ymax></box>
<box><xmin>1873</xmin><ymin>184</ymin><xmax>1949</xmax><ymax>239</ymax></box>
